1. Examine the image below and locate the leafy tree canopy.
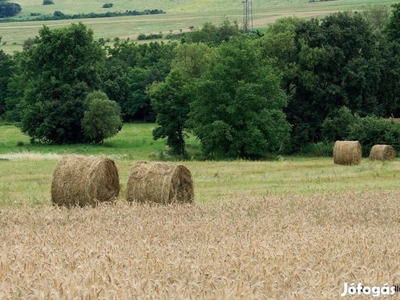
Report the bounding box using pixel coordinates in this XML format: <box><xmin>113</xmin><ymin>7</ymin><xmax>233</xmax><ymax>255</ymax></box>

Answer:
<box><xmin>385</xmin><ymin>3</ymin><xmax>400</xmax><ymax>42</ymax></box>
<box><xmin>103</xmin><ymin>40</ymin><xmax>177</xmax><ymax>122</ymax></box>
<box><xmin>148</xmin><ymin>43</ymin><xmax>212</xmax><ymax>156</ymax></box>
<box><xmin>189</xmin><ymin>37</ymin><xmax>291</xmax><ymax>159</ymax></box>
<box><xmin>16</xmin><ymin>23</ymin><xmax>106</xmax><ymax>143</ymax></box>
<box><xmin>0</xmin><ymin>50</ymin><xmax>13</xmax><ymax>117</ymax></box>
<box><xmin>81</xmin><ymin>91</ymin><xmax>122</xmax><ymax>143</ymax></box>
<box><xmin>0</xmin><ymin>1</ymin><xmax>21</xmax><ymax>18</ymax></box>
<box><xmin>286</xmin><ymin>12</ymin><xmax>383</xmax><ymax>150</ymax></box>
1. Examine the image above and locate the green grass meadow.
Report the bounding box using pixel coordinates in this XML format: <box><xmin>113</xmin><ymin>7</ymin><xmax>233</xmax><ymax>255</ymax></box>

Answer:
<box><xmin>1</xmin><ymin>0</ymin><xmax>399</xmax><ymax>53</ymax></box>
<box><xmin>1</xmin><ymin>123</ymin><xmax>400</xmax><ymax>208</ymax></box>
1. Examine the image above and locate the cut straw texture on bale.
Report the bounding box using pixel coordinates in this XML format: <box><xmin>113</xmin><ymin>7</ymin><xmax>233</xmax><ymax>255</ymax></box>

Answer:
<box><xmin>333</xmin><ymin>141</ymin><xmax>362</xmax><ymax>165</ymax></box>
<box><xmin>369</xmin><ymin>144</ymin><xmax>397</xmax><ymax>161</ymax></box>
<box><xmin>127</xmin><ymin>161</ymin><xmax>194</xmax><ymax>204</ymax></box>
<box><xmin>51</xmin><ymin>155</ymin><xmax>120</xmax><ymax>207</ymax></box>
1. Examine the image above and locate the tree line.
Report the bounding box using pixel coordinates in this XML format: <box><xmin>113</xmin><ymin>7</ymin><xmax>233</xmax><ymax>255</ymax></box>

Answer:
<box><xmin>1</xmin><ymin>4</ymin><xmax>400</xmax><ymax>158</ymax></box>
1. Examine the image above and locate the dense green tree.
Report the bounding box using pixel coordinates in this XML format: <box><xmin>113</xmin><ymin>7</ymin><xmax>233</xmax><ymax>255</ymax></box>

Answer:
<box><xmin>362</xmin><ymin>4</ymin><xmax>390</xmax><ymax>34</ymax></box>
<box><xmin>101</xmin><ymin>58</ymin><xmax>131</xmax><ymax>120</ymax></box>
<box><xmin>257</xmin><ymin>17</ymin><xmax>303</xmax><ymax>95</ymax></box>
<box><xmin>81</xmin><ymin>91</ymin><xmax>122</xmax><ymax>143</ymax></box>
<box><xmin>189</xmin><ymin>37</ymin><xmax>291</xmax><ymax>159</ymax></box>
<box><xmin>347</xmin><ymin>116</ymin><xmax>400</xmax><ymax>156</ymax></box>
<box><xmin>0</xmin><ymin>1</ymin><xmax>21</xmax><ymax>18</ymax></box>
<box><xmin>149</xmin><ymin>69</ymin><xmax>190</xmax><ymax>156</ymax></box>
<box><xmin>123</xmin><ymin>66</ymin><xmax>161</xmax><ymax>122</ymax></box>
<box><xmin>148</xmin><ymin>43</ymin><xmax>212</xmax><ymax>155</ymax></box>
<box><xmin>0</xmin><ymin>50</ymin><xmax>13</xmax><ymax>118</ymax></box>
<box><xmin>385</xmin><ymin>3</ymin><xmax>400</xmax><ymax>42</ymax></box>
<box><xmin>185</xmin><ymin>19</ymin><xmax>241</xmax><ymax>46</ymax></box>
<box><xmin>375</xmin><ymin>40</ymin><xmax>400</xmax><ymax>116</ymax></box>
<box><xmin>103</xmin><ymin>40</ymin><xmax>177</xmax><ymax>121</ymax></box>
<box><xmin>321</xmin><ymin>106</ymin><xmax>357</xmax><ymax>141</ymax></box>
<box><xmin>16</xmin><ymin>23</ymin><xmax>105</xmax><ymax>143</ymax></box>
<box><xmin>286</xmin><ymin>12</ymin><xmax>382</xmax><ymax>150</ymax></box>
<box><xmin>171</xmin><ymin>43</ymin><xmax>211</xmax><ymax>79</ymax></box>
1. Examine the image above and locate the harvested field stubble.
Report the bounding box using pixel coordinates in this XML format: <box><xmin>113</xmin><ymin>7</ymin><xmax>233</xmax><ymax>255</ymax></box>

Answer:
<box><xmin>1</xmin><ymin>191</ymin><xmax>400</xmax><ymax>299</ymax></box>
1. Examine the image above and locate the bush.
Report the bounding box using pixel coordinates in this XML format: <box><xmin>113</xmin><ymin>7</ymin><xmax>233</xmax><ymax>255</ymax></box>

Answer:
<box><xmin>298</xmin><ymin>141</ymin><xmax>334</xmax><ymax>157</ymax></box>
<box><xmin>81</xmin><ymin>91</ymin><xmax>123</xmax><ymax>144</ymax></box>
<box><xmin>0</xmin><ymin>2</ymin><xmax>22</xmax><ymax>18</ymax></box>
<box><xmin>137</xmin><ymin>33</ymin><xmax>163</xmax><ymax>40</ymax></box>
<box><xmin>43</xmin><ymin>0</ymin><xmax>54</xmax><ymax>5</ymax></box>
<box><xmin>102</xmin><ymin>3</ymin><xmax>113</xmax><ymax>8</ymax></box>
<box><xmin>347</xmin><ymin>116</ymin><xmax>400</xmax><ymax>156</ymax></box>
<box><xmin>321</xmin><ymin>106</ymin><xmax>357</xmax><ymax>142</ymax></box>
<box><xmin>53</xmin><ymin>11</ymin><xmax>64</xmax><ymax>17</ymax></box>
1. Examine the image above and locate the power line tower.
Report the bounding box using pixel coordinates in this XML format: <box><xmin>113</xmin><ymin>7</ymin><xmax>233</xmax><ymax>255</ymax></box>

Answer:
<box><xmin>242</xmin><ymin>0</ymin><xmax>253</xmax><ymax>33</ymax></box>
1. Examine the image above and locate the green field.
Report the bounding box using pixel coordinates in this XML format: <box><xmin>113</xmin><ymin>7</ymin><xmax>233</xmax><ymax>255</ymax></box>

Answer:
<box><xmin>0</xmin><ymin>0</ymin><xmax>399</xmax><ymax>53</ymax></box>
<box><xmin>1</xmin><ymin>123</ymin><xmax>399</xmax><ymax>207</ymax></box>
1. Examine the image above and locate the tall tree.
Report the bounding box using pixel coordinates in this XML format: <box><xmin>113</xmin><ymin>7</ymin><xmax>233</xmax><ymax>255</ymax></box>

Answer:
<box><xmin>0</xmin><ymin>0</ymin><xmax>21</xmax><ymax>18</ymax></box>
<box><xmin>148</xmin><ymin>43</ymin><xmax>212</xmax><ymax>156</ymax></box>
<box><xmin>286</xmin><ymin>12</ymin><xmax>382</xmax><ymax>150</ymax></box>
<box><xmin>16</xmin><ymin>23</ymin><xmax>105</xmax><ymax>143</ymax></box>
<box><xmin>385</xmin><ymin>3</ymin><xmax>400</xmax><ymax>42</ymax></box>
<box><xmin>257</xmin><ymin>17</ymin><xmax>303</xmax><ymax>95</ymax></box>
<box><xmin>189</xmin><ymin>37</ymin><xmax>291</xmax><ymax>159</ymax></box>
<box><xmin>103</xmin><ymin>40</ymin><xmax>177</xmax><ymax>122</ymax></box>
<box><xmin>362</xmin><ymin>4</ymin><xmax>390</xmax><ymax>33</ymax></box>
<box><xmin>0</xmin><ymin>50</ymin><xmax>13</xmax><ymax>118</ymax></box>
<box><xmin>149</xmin><ymin>69</ymin><xmax>190</xmax><ymax>156</ymax></box>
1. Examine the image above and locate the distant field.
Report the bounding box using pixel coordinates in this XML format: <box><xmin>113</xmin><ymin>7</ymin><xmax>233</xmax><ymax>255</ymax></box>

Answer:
<box><xmin>0</xmin><ymin>0</ymin><xmax>399</xmax><ymax>53</ymax></box>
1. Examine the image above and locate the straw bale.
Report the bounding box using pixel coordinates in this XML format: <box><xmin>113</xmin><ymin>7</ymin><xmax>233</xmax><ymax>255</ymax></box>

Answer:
<box><xmin>333</xmin><ymin>141</ymin><xmax>362</xmax><ymax>165</ymax></box>
<box><xmin>51</xmin><ymin>155</ymin><xmax>120</xmax><ymax>207</ymax></box>
<box><xmin>127</xmin><ymin>161</ymin><xmax>194</xmax><ymax>204</ymax></box>
<box><xmin>369</xmin><ymin>144</ymin><xmax>396</xmax><ymax>161</ymax></box>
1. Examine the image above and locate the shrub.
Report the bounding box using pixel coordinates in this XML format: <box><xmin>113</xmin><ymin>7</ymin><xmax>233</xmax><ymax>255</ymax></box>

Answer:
<box><xmin>137</xmin><ymin>33</ymin><xmax>163</xmax><ymax>40</ymax></box>
<box><xmin>347</xmin><ymin>116</ymin><xmax>400</xmax><ymax>156</ymax></box>
<box><xmin>81</xmin><ymin>91</ymin><xmax>123</xmax><ymax>144</ymax></box>
<box><xmin>102</xmin><ymin>3</ymin><xmax>113</xmax><ymax>8</ymax></box>
<box><xmin>299</xmin><ymin>141</ymin><xmax>334</xmax><ymax>157</ymax></box>
<box><xmin>53</xmin><ymin>11</ymin><xmax>64</xmax><ymax>17</ymax></box>
<box><xmin>43</xmin><ymin>0</ymin><xmax>54</xmax><ymax>5</ymax></box>
<box><xmin>321</xmin><ymin>106</ymin><xmax>358</xmax><ymax>142</ymax></box>
<box><xmin>0</xmin><ymin>2</ymin><xmax>22</xmax><ymax>18</ymax></box>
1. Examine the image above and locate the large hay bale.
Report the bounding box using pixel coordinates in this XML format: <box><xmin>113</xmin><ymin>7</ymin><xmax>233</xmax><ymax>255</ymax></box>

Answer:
<box><xmin>51</xmin><ymin>155</ymin><xmax>120</xmax><ymax>207</ymax></box>
<box><xmin>369</xmin><ymin>144</ymin><xmax>396</xmax><ymax>161</ymax></box>
<box><xmin>127</xmin><ymin>161</ymin><xmax>194</xmax><ymax>204</ymax></box>
<box><xmin>333</xmin><ymin>141</ymin><xmax>362</xmax><ymax>165</ymax></box>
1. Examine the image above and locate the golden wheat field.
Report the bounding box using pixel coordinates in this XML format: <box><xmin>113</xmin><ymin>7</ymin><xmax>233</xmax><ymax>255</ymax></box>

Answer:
<box><xmin>1</xmin><ymin>190</ymin><xmax>400</xmax><ymax>299</ymax></box>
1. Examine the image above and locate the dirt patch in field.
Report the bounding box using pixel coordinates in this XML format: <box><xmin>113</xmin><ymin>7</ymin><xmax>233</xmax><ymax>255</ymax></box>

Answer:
<box><xmin>1</xmin><ymin>191</ymin><xmax>400</xmax><ymax>298</ymax></box>
<box><xmin>253</xmin><ymin>10</ymin><xmax>336</xmax><ymax>26</ymax></box>
<box><xmin>0</xmin><ymin>152</ymin><xmax>62</xmax><ymax>161</ymax></box>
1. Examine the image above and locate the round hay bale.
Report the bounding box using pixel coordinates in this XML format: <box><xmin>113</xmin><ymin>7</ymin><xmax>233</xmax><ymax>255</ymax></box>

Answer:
<box><xmin>333</xmin><ymin>141</ymin><xmax>362</xmax><ymax>165</ymax></box>
<box><xmin>369</xmin><ymin>144</ymin><xmax>396</xmax><ymax>161</ymax></box>
<box><xmin>127</xmin><ymin>161</ymin><xmax>194</xmax><ymax>204</ymax></box>
<box><xmin>51</xmin><ymin>155</ymin><xmax>120</xmax><ymax>207</ymax></box>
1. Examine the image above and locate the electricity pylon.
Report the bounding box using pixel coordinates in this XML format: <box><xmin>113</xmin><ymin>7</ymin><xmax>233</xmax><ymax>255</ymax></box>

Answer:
<box><xmin>242</xmin><ymin>0</ymin><xmax>253</xmax><ymax>33</ymax></box>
